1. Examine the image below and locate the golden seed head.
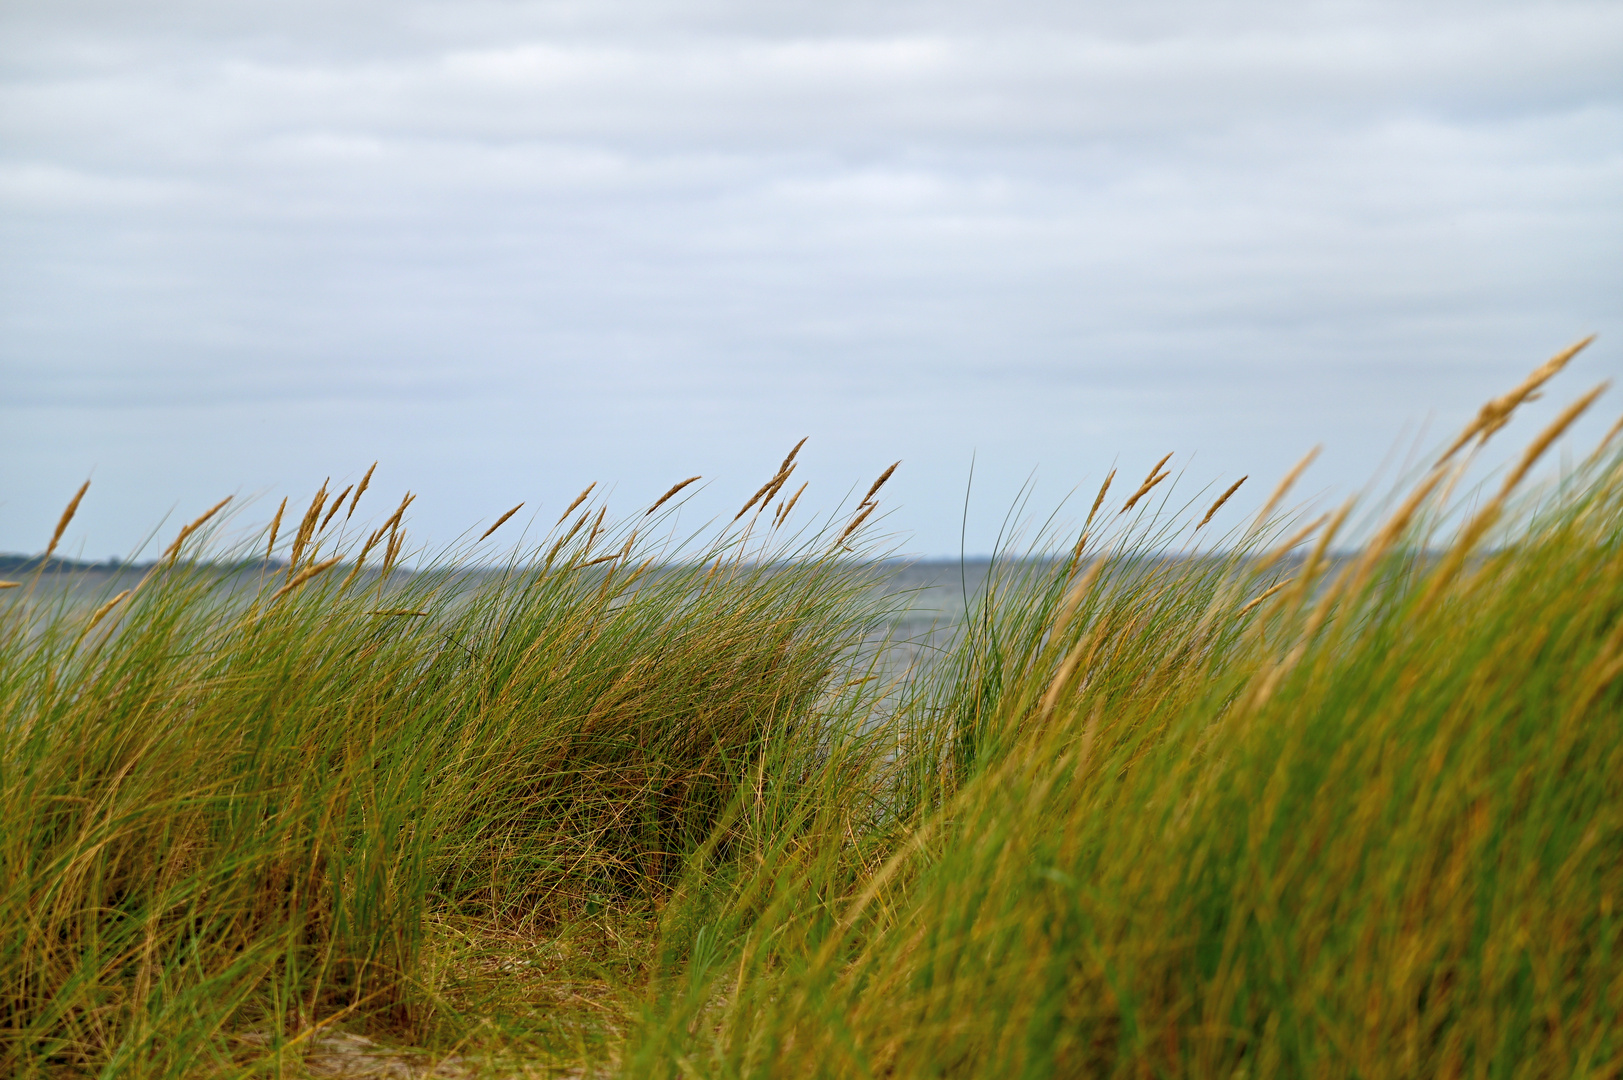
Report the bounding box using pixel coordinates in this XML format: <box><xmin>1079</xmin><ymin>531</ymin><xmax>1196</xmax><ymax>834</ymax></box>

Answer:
<box><xmin>381</xmin><ymin>531</ymin><xmax>404</xmax><ymax>576</ymax></box>
<box><xmin>1119</xmin><ymin>463</ymin><xmax>1172</xmax><ymax>515</ymax></box>
<box><xmin>268</xmin><ymin>556</ymin><xmax>342</xmax><ymax>604</ymax></box>
<box><xmin>266</xmin><ymin>497</ymin><xmax>288</xmax><ymax>561</ymax></box>
<box><xmin>838</xmin><ymin>501</ymin><xmax>878</xmax><ymax>545</ymax></box>
<box><xmin>648</xmin><ymin>477</ymin><xmax>701</xmax><ymax>516</ymax></box>
<box><xmin>372</xmin><ymin>492</ymin><xmax>416</xmax><ymax>544</ymax></box>
<box><xmin>165</xmin><ymin>495</ymin><xmax>233</xmax><ymax>563</ymax></box>
<box><xmin>1439</xmin><ymin>335</ymin><xmax>1594</xmax><ymax>464</ymax></box>
<box><xmin>762</xmin><ymin>462</ymin><xmax>797</xmax><ymax>507</ymax></box>
<box><xmin>1255</xmin><ymin>447</ymin><xmax>1321</xmax><ymax>528</ymax></box>
<box><xmin>1139</xmin><ymin>453</ymin><xmax>1174</xmax><ymax>488</ymax></box>
<box><xmin>319</xmin><ymin>486</ymin><xmax>353</xmax><ymax>532</ymax></box>
<box><xmin>779</xmin><ymin>481</ymin><xmax>808</xmax><ymax>525</ymax></box>
<box><xmin>1497</xmin><ymin>382</ymin><xmax>1608</xmax><ymax>499</ymax></box>
<box><xmin>479</xmin><ymin>502</ymin><xmax>525</xmax><ymax>541</ymax></box>
<box><xmin>346</xmin><ymin>462</ymin><xmax>377</xmax><ymax>521</ymax></box>
<box><xmin>779</xmin><ymin>436</ymin><xmax>809</xmax><ymax>474</ymax></box>
<box><xmin>288</xmin><ymin>482</ymin><xmax>329</xmax><ymax>574</ymax></box>
<box><xmin>1198</xmin><ymin>476</ymin><xmax>1248</xmax><ymax>531</ymax></box>
<box><xmin>45</xmin><ymin>481</ymin><xmax>91</xmax><ymax>561</ymax></box>
<box><xmin>736</xmin><ymin>464</ymin><xmax>794</xmax><ymax>521</ymax></box>
<box><xmin>85</xmin><ymin>589</ymin><xmax>132</xmax><ymax>633</ymax></box>
<box><xmin>1085</xmin><ymin>469</ymin><xmax>1116</xmax><ymax>530</ymax></box>
<box><xmin>557</xmin><ymin>483</ymin><xmax>596</xmax><ymax>525</ymax></box>
<box><xmin>862</xmin><ymin>461</ymin><xmax>901</xmax><ymax>504</ymax></box>
<box><xmin>1237</xmin><ymin>579</ymin><xmax>1292</xmax><ymax>618</ymax></box>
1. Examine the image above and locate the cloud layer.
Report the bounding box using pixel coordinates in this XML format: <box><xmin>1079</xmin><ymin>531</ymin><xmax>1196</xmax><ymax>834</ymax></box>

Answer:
<box><xmin>3</xmin><ymin>0</ymin><xmax>1620</xmax><ymax>555</ymax></box>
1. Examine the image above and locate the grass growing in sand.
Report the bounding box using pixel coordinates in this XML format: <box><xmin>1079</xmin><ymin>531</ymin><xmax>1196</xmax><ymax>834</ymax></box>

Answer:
<box><xmin>3</xmin><ymin>341</ymin><xmax>1621</xmax><ymax>1078</ymax></box>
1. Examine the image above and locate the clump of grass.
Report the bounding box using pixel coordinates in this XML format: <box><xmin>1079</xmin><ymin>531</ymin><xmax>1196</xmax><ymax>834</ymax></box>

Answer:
<box><xmin>0</xmin><ymin>454</ymin><xmax>901</xmax><ymax>1076</ymax></box>
<box><xmin>625</xmin><ymin>340</ymin><xmax>1623</xmax><ymax>1079</ymax></box>
<box><xmin>5</xmin><ymin>342</ymin><xmax>1620</xmax><ymax>1079</ymax></box>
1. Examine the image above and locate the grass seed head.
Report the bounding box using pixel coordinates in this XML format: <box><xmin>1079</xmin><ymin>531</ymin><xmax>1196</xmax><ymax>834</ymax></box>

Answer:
<box><xmin>346</xmin><ymin>462</ymin><xmax>377</xmax><ymax>521</ymax></box>
<box><xmin>266</xmin><ymin>497</ymin><xmax>288</xmax><ymax>561</ymax></box>
<box><xmin>1497</xmin><ymin>381</ymin><xmax>1609</xmax><ymax>498</ymax></box>
<box><xmin>1237</xmin><ymin>578</ymin><xmax>1293</xmax><ymax>618</ymax></box>
<box><xmin>1119</xmin><ymin>458</ymin><xmax>1173</xmax><ymax>515</ymax></box>
<box><xmin>557</xmin><ymin>483</ymin><xmax>596</xmax><ymax>525</ymax></box>
<box><xmin>287</xmin><ymin>482</ymin><xmax>329</xmax><ymax>575</ymax></box>
<box><xmin>85</xmin><ymin>589</ymin><xmax>132</xmax><ymax>633</ymax></box>
<box><xmin>164</xmin><ymin>496</ymin><xmax>233</xmax><ymax>563</ymax></box>
<box><xmin>319</xmin><ymin>486</ymin><xmax>353</xmax><ymax>532</ymax></box>
<box><xmin>837</xmin><ymin>501</ymin><xmax>878</xmax><ymax>546</ymax></box>
<box><xmin>737</xmin><ymin>464</ymin><xmax>795</xmax><ymax>521</ymax></box>
<box><xmin>1085</xmin><ymin>469</ymin><xmax>1116</xmax><ymax>530</ymax></box>
<box><xmin>479</xmin><ymin>502</ymin><xmax>525</xmax><ymax>541</ymax></box>
<box><xmin>1254</xmin><ymin>446</ymin><xmax>1321</xmax><ymax>529</ymax></box>
<box><xmin>372</xmin><ymin>491</ymin><xmax>416</xmax><ymax>543</ymax></box>
<box><xmin>1439</xmin><ymin>335</ymin><xmax>1594</xmax><ymax>463</ymax></box>
<box><xmin>648</xmin><ymin>477</ymin><xmax>701</xmax><ymax>516</ymax></box>
<box><xmin>862</xmin><ymin>461</ymin><xmax>901</xmax><ymax>504</ymax></box>
<box><xmin>381</xmin><ymin>531</ymin><xmax>404</xmax><ymax>577</ymax></box>
<box><xmin>779</xmin><ymin>436</ymin><xmax>809</xmax><ymax>474</ymax></box>
<box><xmin>45</xmin><ymin>481</ymin><xmax>91</xmax><ymax>561</ymax></box>
<box><xmin>268</xmin><ymin>556</ymin><xmax>342</xmax><ymax>604</ymax></box>
<box><xmin>778</xmin><ymin>482</ymin><xmax>808</xmax><ymax>526</ymax></box>
<box><xmin>1198</xmin><ymin>476</ymin><xmax>1248</xmax><ymax>530</ymax></box>
<box><xmin>1140</xmin><ymin>452</ymin><xmax>1174</xmax><ymax>488</ymax></box>
<box><xmin>760</xmin><ymin>463</ymin><xmax>798</xmax><ymax>513</ymax></box>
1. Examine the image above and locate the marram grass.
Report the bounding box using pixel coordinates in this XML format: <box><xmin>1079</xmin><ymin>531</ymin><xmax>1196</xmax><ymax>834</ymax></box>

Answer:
<box><xmin>4</xmin><ymin>345</ymin><xmax>1621</xmax><ymax>1078</ymax></box>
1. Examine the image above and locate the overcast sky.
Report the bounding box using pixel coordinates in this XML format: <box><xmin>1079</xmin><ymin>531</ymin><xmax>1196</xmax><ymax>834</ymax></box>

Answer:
<box><xmin>3</xmin><ymin>0</ymin><xmax>1620</xmax><ymax>559</ymax></box>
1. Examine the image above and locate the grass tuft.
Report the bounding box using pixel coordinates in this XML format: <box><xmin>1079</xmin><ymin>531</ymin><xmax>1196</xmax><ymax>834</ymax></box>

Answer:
<box><xmin>2</xmin><ymin>344</ymin><xmax>1618</xmax><ymax>1077</ymax></box>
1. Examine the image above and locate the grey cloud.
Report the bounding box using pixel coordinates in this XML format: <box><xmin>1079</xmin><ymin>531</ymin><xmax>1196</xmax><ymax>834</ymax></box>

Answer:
<box><xmin>2</xmin><ymin>0</ymin><xmax>1619</xmax><ymax>555</ymax></box>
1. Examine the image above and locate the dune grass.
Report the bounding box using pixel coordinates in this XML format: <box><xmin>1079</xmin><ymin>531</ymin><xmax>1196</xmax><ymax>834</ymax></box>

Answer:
<box><xmin>3</xmin><ymin>342</ymin><xmax>1620</xmax><ymax>1078</ymax></box>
